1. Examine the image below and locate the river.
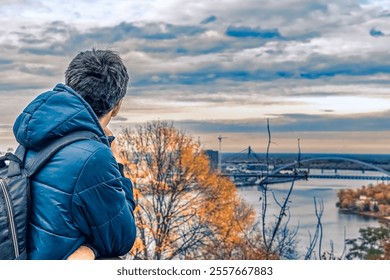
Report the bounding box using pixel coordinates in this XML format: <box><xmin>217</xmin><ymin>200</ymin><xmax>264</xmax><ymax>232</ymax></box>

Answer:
<box><xmin>237</xmin><ymin>170</ymin><xmax>384</xmax><ymax>259</ymax></box>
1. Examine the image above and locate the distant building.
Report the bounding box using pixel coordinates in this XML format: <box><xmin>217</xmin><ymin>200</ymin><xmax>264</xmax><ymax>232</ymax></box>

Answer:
<box><xmin>359</xmin><ymin>195</ymin><xmax>368</xmax><ymax>200</ymax></box>
<box><xmin>205</xmin><ymin>149</ymin><xmax>219</xmax><ymax>172</ymax></box>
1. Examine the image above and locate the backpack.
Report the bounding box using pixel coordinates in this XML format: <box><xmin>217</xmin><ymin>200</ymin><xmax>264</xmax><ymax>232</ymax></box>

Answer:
<box><xmin>0</xmin><ymin>131</ymin><xmax>100</xmax><ymax>260</ymax></box>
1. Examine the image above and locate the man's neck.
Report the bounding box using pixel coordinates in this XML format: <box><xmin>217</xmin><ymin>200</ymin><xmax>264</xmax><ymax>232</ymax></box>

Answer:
<box><xmin>99</xmin><ymin>113</ymin><xmax>111</xmax><ymax>133</ymax></box>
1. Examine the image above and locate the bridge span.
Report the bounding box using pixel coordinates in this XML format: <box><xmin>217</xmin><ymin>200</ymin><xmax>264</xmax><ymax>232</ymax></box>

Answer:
<box><xmin>269</xmin><ymin>156</ymin><xmax>390</xmax><ymax>176</ymax></box>
<box><xmin>309</xmin><ymin>174</ymin><xmax>390</xmax><ymax>180</ymax></box>
<box><xmin>221</xmin><ymin>156</ymin><xmax>390</xmax><ymax>184</ymax></box>
<box><xmin>222</xmin><ymin>173</ymin><xmax>390</xmax><ymax>182</ymax></box>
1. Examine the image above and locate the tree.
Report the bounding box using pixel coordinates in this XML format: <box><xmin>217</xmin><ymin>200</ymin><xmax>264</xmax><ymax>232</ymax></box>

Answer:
<box><xmin>345</xmin><ymin>225</ymin><xmax>390</xmax><ymax>260</ymax></box>
<box><xmin>258</xmin><ymin>120</ymin><xmax>300</xmax><ymax>260</ymax></box>
<box><xmin>115</xmin><ymin>121</ymin><xmax>270</xmax><ymax>259</ymax></box>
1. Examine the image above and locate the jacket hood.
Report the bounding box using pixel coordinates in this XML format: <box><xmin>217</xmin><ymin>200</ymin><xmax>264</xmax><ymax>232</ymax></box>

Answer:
<box><xmin>13</xmin><ymin>84</ymin><xmax>109</xmax><ymax>149</ymax></box>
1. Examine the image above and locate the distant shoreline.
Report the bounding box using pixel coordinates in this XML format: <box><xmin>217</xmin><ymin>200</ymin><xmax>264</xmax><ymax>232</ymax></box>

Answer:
<box><xmin>339</xmin><ymin>208</ymin><xmax>390</xmax><ymax>223</ymax></box>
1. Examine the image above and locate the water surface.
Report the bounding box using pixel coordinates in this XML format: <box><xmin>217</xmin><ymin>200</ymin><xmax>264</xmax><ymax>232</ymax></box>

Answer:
<box><xmin>237</xmin><ymin>175</ymin><xmax>382</xmax><ymax>259</ymax></box>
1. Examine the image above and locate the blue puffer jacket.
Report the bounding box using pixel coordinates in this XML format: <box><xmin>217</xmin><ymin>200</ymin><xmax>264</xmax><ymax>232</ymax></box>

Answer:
<box><xmin>13</xmin><ymin>84</ymin><xmax>136</xmax><ymax>260</ymax></box>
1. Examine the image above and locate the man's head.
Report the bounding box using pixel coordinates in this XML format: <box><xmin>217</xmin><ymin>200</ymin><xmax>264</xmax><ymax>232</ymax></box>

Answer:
<box><xmin>65</xmin><ymin>49</ymin><xmax>129</xmax><ymax>119</ymax></box>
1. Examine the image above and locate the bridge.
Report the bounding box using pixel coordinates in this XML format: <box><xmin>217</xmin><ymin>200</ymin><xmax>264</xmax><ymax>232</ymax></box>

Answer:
<box><xmin>309</xmin><ymin>174</ymin><xmax>390</xmax><ymax>180</ymax></box>
<box><xmin>268</xmin><ymin>156</ymin><xmax>390</xmax><ymax>176</ymax></box>
<box><xmin>223</xmin><ymin>172</ymin><xmax>390</xmax><ymax>181</ymax></box>
<box><xmin>220</xmin><ymin>154</ymin><xmax>390</xmax><ymax>185</ymax></box>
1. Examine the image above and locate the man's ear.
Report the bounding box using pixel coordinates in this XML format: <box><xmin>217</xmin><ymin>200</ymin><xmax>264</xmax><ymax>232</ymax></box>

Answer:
<box><xmin>111</xmin><ymin>99</ymin><xmax>123</xmax><ymax>118</ymax></box>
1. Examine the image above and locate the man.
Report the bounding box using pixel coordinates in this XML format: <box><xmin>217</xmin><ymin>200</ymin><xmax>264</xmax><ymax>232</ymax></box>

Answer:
<box><xmin>12</xmin><ymin>49</ymin><xmax>136</xmax><ymax>259</ymax></box>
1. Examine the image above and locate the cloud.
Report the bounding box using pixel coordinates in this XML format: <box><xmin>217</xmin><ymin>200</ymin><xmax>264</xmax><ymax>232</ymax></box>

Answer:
<box><xmin>1</xmin><ymin>0</ymin><xmax>390</xmax><ymax>154</ymax></box>
<box><xmin>269</xmin><ymin>112</ymin><xmax>390</xmax><ymax>132</ymax></box>
<box><xmin>111</xmin><ymin>115</ymin><xmax>128</xmax><ymax>122</ymax></box>
<box><xmin>173</xmin><ymin>111</ymin><xmax>390</xmax><ymax>134</ymax></box>
<box><xmin>19</xmin><ymin>65</ymin><xmax>57</xmax><ymax>76</ymax></box>
<box><xmin>298</xmin><ymin>55</ymin><xmax>390</xmax><ymax>79</ymax></box>
<box><xmin>0</xmin><ymin>83</ymin><xmax>44</xmax><ymax>91</ymax></box>
<box><xmin>16</xmin><ymin>21</ymin><xmax>208</xmax><ymax>58</ymax></box>
<box><xmin>0</xmin><ymin>124</ymin><xmax>12</xmax><ymax>129</ymax></box>
<box><xmin>74</xmin><ymin>21</ymin><xmax>205</xmax><ymax>43</ymax></box>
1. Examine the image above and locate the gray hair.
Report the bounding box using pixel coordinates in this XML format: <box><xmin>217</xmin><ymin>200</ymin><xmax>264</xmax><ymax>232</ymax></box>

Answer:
<box><xmin>65</xmin><ymin>49</ymin><xmax>129</xmax><ymax>118</ymax></box>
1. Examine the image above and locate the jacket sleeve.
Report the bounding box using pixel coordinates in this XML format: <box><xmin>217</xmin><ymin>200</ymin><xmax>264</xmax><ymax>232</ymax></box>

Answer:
<box><xmin>71</xmin><ymin>146</ymin><xmax>136</xmax><ymax>258</ymax></box>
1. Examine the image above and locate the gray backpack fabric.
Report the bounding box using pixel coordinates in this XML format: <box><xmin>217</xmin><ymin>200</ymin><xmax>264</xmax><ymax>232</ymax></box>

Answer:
<box><xmin>0</xmin><ymin>131</ymin><xmax>99</xmax><ymax>259</ymax></box>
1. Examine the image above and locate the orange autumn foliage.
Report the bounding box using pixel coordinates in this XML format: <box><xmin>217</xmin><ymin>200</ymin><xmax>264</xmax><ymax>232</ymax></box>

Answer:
<box><xmin>114</xmin><ymin>121</ymin><xmax>270</xmax><ymax>260</ymax></box>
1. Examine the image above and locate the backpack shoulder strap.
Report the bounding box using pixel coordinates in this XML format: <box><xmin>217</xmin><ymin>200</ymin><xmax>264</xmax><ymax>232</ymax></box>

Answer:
<box><xmin>25</xmin><ymin>131</ymin><xmax>102</xmax><ymax>178</ymax></box>
<box><xmin>2</xmin><ymin>148</ymin><xmax>25</xmax><ymax>177</ymax></box>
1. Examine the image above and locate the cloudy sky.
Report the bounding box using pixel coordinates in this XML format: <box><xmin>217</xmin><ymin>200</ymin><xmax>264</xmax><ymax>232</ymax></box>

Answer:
<box><xmin>0</xmin><ymin>0</ymin><xmax>389</xmax><ymax>153</ymax></box>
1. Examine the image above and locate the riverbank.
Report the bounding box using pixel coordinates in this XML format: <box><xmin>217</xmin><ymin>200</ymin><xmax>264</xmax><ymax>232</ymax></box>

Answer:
<box><xmin>337</xmin><ymin>183</ymin><xmax>390</xmax><ymax>223</ymax></box>
<box><xmin>339</xmin><ymin>208</ymin><xmax>390</xmax><ymax>224</ymax></box>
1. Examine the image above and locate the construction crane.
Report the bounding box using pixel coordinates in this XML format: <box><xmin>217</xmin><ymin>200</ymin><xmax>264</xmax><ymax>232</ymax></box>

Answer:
<box><xmin>217</xmin><ymin>135</ymin><xmax>227</xmax><ymax>173</ymax></box>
